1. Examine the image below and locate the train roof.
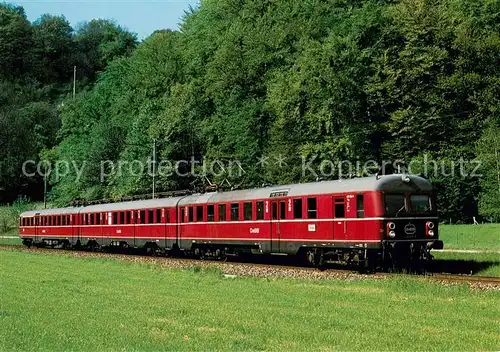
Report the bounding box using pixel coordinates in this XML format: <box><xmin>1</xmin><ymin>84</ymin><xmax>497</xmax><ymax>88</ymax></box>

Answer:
<box><xmin>20</xmin><ymin>174</ymin><xmax>432</xmax><ymax>216</ymax></box>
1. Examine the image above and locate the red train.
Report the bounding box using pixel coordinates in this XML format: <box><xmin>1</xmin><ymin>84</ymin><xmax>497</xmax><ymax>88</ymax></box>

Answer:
<box><xmin>19</xmin><ymin>174</ymin><xmax>443</xmax><ymax>269</ymax></box>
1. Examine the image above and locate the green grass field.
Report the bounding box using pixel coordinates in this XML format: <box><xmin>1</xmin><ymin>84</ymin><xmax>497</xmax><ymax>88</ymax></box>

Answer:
<box><xmin>438</xmin><ymin>224</ymin><xmax>500</xmax><ymax>251</ymax></box>
<box><xmin>0</xmin><ymin>250</ymin><xmax>498</xmax><ymax>351</ymax></box>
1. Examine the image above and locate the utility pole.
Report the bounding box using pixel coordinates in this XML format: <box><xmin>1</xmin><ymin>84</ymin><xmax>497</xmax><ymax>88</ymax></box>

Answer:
<box><xmin>152</xmin><ymin>139</ymin><xmax>157</xmax><ymax>199</ymax></box>
<box><xmin>73</xmin><ymin>66</ymin><xmax>76</xmax><ymax>99</ymax></box>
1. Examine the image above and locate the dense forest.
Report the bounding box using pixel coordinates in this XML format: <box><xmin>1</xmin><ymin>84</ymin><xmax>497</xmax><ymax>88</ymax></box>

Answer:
<box><xmin>1</xmin><ymin>0</ymin><xmax>499</xmax><ymax>222</ymax></box>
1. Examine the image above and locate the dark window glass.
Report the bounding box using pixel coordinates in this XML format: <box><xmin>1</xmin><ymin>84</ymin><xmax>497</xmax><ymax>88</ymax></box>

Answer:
<box><xmin>88</xmin><ymin>214</ymin><xmax>93</xmax><ymax>225</ymax></box>
<box><xmin>180</xmin><ymin>208</ymin><xmax>185</xmax><ymax>223</ymax></box>
<box><xmin>120</xmin><ymin>212</ymin><xmax>125</xmax><ymax>224</ymax></box>
<box><xmin>280</xmin><ymin>201</ymin><xmax>286</xmax><ymax>219</ymax></box>
<box><xmin>293</xmin><ymin>199</ymin><xmax>302</xmax><ymax>219</ymax></box>
<box><xmin>139</xmin><ymin>210</ymin><xmax>146</xmax><ymax>224</ymax></box>
<box><xmin>357</xmin><ymin>195</ymin><xmax>364</xmax><ymax>218</ymax></box>
<box><xmin>272</xmin><ymin>202</ymin><xmax>278</xmax><ymax>220</ymax></box>
<box><xmin>384</xmin><ymin>195</ymin><xmax>406</xmax><ymax>216</ymax></box>
<box><xmin>126</xmin><ymin>212</ymin><xmax>131</xmax><ymax>224</ymax></box>
<box><xmin>231</xmin><ymin>203</ymin><xmax>239</xmax><ymax>221</ymax></box>
<box><xmin>112</xmin><ymin>212</ymin><xmax>117</xmax><ymax>225</ymax></box>
<box><xmin>196</xmin><ymin>206</ymin><xmax>203</xmax><ymax>222</ymax></box>
<box><xmin>334</xmin><ymin>199</ymin><xmax>345</xmax><ymax>218</ymax></box>
<box><xmin>207</xmin><ymin>205</ymin><xmax>215</xmax><ymax>222</ymax></box>
<box><xmin>256</xmin><ymin>201</ymin><xmax>264</xmax><ymax>220</ymax></box>
<box><xmin>148</xmin><ymin>210</ymin><xmax>154</xmax><ymax>224</ymax></box>
<box><xmin>218</xmin><ymin>204</ymin><xmax>226</xmax><ymax>221</ymax></box>
<box><xmin>61</xmin><ymin>216</ymin><xmax>66</xmax><ymax>226</ymax></box>
<box><xmin>188</xmin><ymin>207</ymin><xmax>194</xmax><ymax>222</ymax></box>
<box><xmin>410</xmin><ymin>195</ymin><xmax>431</xmax><ymax>213</ymax></box>
<box><xmin>244</xmin><ymin>202</ymin><xmax>252</xmax><ymax>220</ymax></box>
<box><xmin>307</xmin><ymin>198</ymin><xmax>317</xmax><ymax>219</ymax></box>
<box><xmin>156</xmin><ymin>209</ymin><xmax>162</xmax><ymax>223</ymax></box>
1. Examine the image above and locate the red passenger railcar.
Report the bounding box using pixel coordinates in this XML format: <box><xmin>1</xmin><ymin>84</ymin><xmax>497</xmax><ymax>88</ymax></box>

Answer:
<box><xmin>19</xmin><ymin>175</ymin><xmax>443</xmax><ymax>268</ymax></box>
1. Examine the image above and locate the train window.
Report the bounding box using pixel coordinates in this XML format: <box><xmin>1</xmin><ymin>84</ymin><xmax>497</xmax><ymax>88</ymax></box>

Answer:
<box><xmin>357</xmin><ymin>195</ymin><xmax>364</xmax><ymax>218</ymax></box>
<box><xmin>138</xmin><ymin>210</ymin><xmax>145</xmax><ymax>224</ymax></box>
<box><xmin>384</xmin><ymin>195</ymin><xmax>406</xmax><ymax>215</ymax></box>
<box><xmin>307</xmin><ymin>198</ymin><xmax>317</xmax><ymax>219</ymax></box>
<box><xmin>293</xmin><ymin>199</ymin><xmax>302</xmax><ymax>219</ymax></box>
<box><xmin>230</xmin><ymin>203</ymin><xmax>239</xmax><ymax>221</ymax></box>
<box><xmin>126</xmin><ymin>211</ymin><xmax>131</xmax><ymax>224</ymax></box>
<box><xmin>62</xmin><ymin>216</ymin><xmax>66</xmax><ymax>226</ymax></box>
<box><xmin>207</xmin><ymin>205</ymin><xmax>215</xmax><ymax>222</ymax></box>
<box><xmin>218</xmin><ymin>204</ymin><xmax>226</xmax><ymax>221</ymax></box>
<box><xmin>188</xmin><ymin>207</ymin><xmax>194</xmax><ymax>222</ymax></box>
<box><xmin>196</xmin><ymin>206</ymin><xmax>203</xmax><ymax>222</ymax></box>
<box><xmin>410</xmin><ymin>195</ymin><xmax>431</xmax><ymax>213</ymax></box>
<box><xmin>256</xmin><ymin>202</ymin><xmax>264</xmax><ymax>220</ymax></box>
<box><xmin>113</xmin><ymin>212</ymin><xmax>118</xmax><ymax>225</ymax></box>
<box><xmin>147</xmin><ymin>210</ymin><xmax>153</xmax><ymax>224</ymax></box>
<box><xmin>156</xmin><ymin>209</ymin><xmax>162</xmax><ymax>223</ymax></box>
<box><xmin>244</xmin><ymin>202</ymin><xmax>252</xmax><ymax>220</ymax></box>
<box><xmin>180</xmin><ymin>208</ymin><xmax>185</xmax><ymax>222</ymax></box>
<box><xmin>272</xmin><ymin>202</ymin><xmax>278</xmax><ymax>220</ymax></box>
<box><xmin>334</xmin><ymin>199</ymin><xmax>345</xmax><ymax>218</ymax></box>
<box><xmin>280</xmin><ymin>201</ymin><xmax>286</xmax><ymax>219</ymax></box>
<box><xmin>119</xmin><ymin>212</ymin><xmax>125</xmax><ymax>224</ymax></box>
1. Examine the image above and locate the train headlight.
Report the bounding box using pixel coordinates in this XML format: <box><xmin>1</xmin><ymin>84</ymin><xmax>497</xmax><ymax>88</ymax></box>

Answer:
<box><xmin>426</xmin><ymin>222</ymin><xmax>435</xmax><ymax>237</ymax></box>
<box><xmin>388</xmin><ymin>222</ymin><xmax>396</xmax><ymax>230</ymax></box>
<box><xmin>388</xmin><ymin>231</ymin><xmax>396</xmax><ymax>238</ymax></box>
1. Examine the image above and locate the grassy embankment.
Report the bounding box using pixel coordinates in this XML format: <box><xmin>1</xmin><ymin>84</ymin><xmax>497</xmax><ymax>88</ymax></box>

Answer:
<box><xmin>0</xmin><ymin>249</ymin><xmax>498</xmax><ymax>351</ymax></box>
<box><xmin>432</xmin><ymin>224</ymin><xmax>499</xmax><ymax>276</ymax></box>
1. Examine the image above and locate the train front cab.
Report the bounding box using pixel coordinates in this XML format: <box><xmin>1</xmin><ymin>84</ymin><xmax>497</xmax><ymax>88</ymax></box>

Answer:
<box><xmin>380</xmin><ymin>191</ymin><xmax>443</xmax><ymax>269</ymax></box>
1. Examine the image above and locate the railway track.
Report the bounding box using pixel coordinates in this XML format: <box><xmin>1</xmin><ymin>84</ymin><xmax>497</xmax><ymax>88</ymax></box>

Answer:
<box><xmin>1</xmin><ymin>244</ymin><xmax>498</xmax><ymax>287</ymax></box>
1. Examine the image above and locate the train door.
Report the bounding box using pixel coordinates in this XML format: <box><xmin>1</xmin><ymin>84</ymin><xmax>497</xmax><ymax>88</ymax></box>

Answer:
<box><xmin>34</xmin><ymin>213</ymin><xmax>40</xmax><ymax>243</ymax></box>
<box><xmin>177</xmin><ymin>207</ymin><xmax>185</xmax><ymax>247</ymax></box>
<box><xmin>71</xmin><ymin>214</ymin><xmax>75</xmax><ymax>245</ymax></box>
<box><xmin>131</xmin><ymin>210</ymin><xmax>136</xmax><ymax>248</ymax></box>
<box><xmin>333</xmin><ymin>197</ymin><xmax>346</xmax><ymax>240</ymax></box>
<box><xmin>270</xmin><ymin>200</ymin><xmax>286</xmax><ymax>252</ymax></box>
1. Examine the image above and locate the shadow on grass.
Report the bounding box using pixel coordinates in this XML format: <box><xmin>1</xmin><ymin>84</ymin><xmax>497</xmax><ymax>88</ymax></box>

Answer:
<box><xmin>426</xmin><ymin>259</ymin><xmax>499</xmax><ymax>275</ymax></box>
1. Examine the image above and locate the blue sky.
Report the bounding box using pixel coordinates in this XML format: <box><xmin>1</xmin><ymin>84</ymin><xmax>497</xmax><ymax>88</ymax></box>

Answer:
<box><xmin>11</xmin><ymin>0</ymin><xmax>199</xmax><ymax>39</ymax></box>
